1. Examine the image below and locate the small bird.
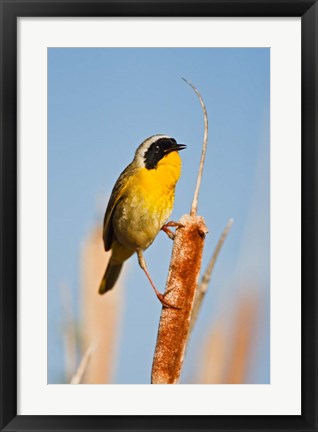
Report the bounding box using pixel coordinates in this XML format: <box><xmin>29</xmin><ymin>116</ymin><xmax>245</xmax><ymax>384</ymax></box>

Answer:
<box><xmin>98</xmin><ymin>134</ymin><xmax>186</xmax><ymax>307</ymax></box>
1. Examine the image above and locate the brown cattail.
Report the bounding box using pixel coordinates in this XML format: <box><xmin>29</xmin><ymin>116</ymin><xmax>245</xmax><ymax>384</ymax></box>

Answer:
<box><xmin>198</xmin><ymin>323</ymin><xmax>227</xmax><ymax>384</ymax></box>
<box><xmin>151</xmin><ymin>214</ymin><xmax>208</xmax><ymax>384</ymax></box>
<box><xmin>225</xmin><ymin>296</ymin><xmax>258</xmax><ymax>384</ymax></box>
<box><xmin>80</xmin><ymin>225</ymin><xmax>123</xmax><ymax>384</ymax></box>
<box><xmin>199</xmin><ymin>295</ymin><xmax>258</xmax><ymax>384</ymax></box>
<box><xmin>152</xmin><ymin>79</ymin><xmax>210</xmax><ymax>384</ymax></box>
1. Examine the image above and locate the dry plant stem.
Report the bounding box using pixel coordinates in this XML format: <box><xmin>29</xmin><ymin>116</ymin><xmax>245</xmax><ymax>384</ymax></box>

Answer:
<box><xmin>60</xmin><ymin>283</ymin><xmax>77</xmax><ymax>382</ymax></box>
<box><xmin>70</xmin><ymin>343</ymin><xmax>96</xmax><ymax>384</ymax></box>
<box><xmin>81</xmin><ymin>226</ymin><xmax>122</xmax><ymax>383</ymax></box>
<box><xmin>190</xmin><ymin>218</ymin><xmax>234</xmax><ymax>333</ymax></box>
<box><xmin>225</xmin><ymin>297</ymin><xmax>258</xmax><ymax>384</ymax></box>
<box><xmin>151</xmin><ymin>214</ymin><xmax>208</xmax><ymax>384</ymax></box>
<box><xmin>182</xmin><ymin>78</ymin><xmax>209</xmax><ymax>217</ymax></box>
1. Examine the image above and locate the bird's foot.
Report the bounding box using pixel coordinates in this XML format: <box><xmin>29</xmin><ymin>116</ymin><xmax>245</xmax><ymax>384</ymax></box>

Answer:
<box><xmin>137</xmin><ymin>249</ymin><xmax>181</xmax><ymax>309</ymax></box>
<box><xmin>161</xmin><ymin>221</ymin><xmax>184</xmax><ymax>240</ymax></box>
<box><xmin>156</xmin><ymin>291</ymin><xmax>181</xmax><ymax>310</ymax></box>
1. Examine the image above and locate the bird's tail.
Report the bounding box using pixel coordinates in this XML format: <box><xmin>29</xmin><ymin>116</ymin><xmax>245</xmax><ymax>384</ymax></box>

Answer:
<box><xmin>98</xmin><ymin>261</ymin><xmax>123</xmax><ymax>294</ymax></box>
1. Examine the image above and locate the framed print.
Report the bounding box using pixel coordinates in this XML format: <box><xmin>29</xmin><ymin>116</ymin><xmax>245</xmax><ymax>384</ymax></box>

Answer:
<box><xmin>0</xmin><ymin>0</ymin><xmax>317</xmax><ymax>431</ymax></box>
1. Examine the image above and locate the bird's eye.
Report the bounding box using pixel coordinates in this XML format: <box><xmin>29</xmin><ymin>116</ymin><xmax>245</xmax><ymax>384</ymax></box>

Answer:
<box><xmin>154</xmin><ymin>144</ymin><xmax>160</xmax><ymax>152</ymax></box>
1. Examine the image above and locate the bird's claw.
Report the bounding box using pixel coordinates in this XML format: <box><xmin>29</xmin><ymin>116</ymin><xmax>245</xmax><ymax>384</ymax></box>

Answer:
<box><xmin>161</xmin><ymin>226</ymin><xmax>175</xmax><ymax>240</ymax></box>
<box><xmin>161</xmin><ymin>221</ymin><xmax>184</xmax><ymax>240</ymax></box>
<box><xmin>157</xmin><ymin>292</ymin><xmax>181</xmax><ymax>310</ymax></box>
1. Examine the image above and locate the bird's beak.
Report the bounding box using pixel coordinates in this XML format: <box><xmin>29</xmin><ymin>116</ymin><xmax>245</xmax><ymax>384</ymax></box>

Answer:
<box><xmin>164</xmin><ymin>143</ymin><xmax>187</xmax><ymax>155</ymax></box>
<box><xmin>176</xmin><ymin>144</ymin><xmax>187</xmax><ymax>151</ymax></box>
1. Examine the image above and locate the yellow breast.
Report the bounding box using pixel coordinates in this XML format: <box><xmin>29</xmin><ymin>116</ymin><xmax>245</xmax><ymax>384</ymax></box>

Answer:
<box><xmin>137</xmin><ymin>150</ymin><xmax>182</xmax><ymax>200</ymax></box>
<box><xmin>113</xmin><ymin>151</ymin><xmax>182</xmax><ymax>250</ymax></box>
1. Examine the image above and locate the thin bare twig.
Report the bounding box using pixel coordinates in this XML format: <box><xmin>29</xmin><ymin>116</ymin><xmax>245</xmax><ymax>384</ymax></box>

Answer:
<box><xmin>70</xmin><ymin>342</ymin><xmax>96</xmax><ymax>384</ymax></box>
<box><xmin>190</xmin><ymin>218</ymin><xmax>234</xmax><ymax>332</ymax></box>
<box><xmin>182</xmin><ymin>78</ymin><xmax>209</xmax><ymax>217</ymax></box>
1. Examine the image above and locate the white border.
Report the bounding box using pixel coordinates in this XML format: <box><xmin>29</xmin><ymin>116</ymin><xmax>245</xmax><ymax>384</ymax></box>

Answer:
<box><xmin>18</xmin><ymin>18</ymin><xmax>301</xmax><ymax>415</ymax></box>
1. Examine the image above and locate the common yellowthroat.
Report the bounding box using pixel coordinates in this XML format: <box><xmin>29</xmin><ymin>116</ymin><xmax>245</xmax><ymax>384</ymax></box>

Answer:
<box><xmin>98</xmin><ymin>134</ymin><xmax>186</xmax><ymax>307</ymax></box>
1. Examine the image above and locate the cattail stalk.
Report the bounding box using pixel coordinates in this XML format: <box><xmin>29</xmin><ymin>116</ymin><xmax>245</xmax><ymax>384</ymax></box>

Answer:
<box><xmin>151</xmin><ymin>79</ymin><xmax>209</xmax><ymax>384</ymax></box>
<box><xmin>225</xmin><ymin>297</ymin><xmax>258</xmax><ymax>384</ymax></box>
<box><xmin>151</xmin><ymin>214</ymin><xmax>208</xmax><ymax>383</ymax></box>
<box><xmin>81</xmin><ymin>225</ymin><xmax>123</xmax><ymax>384</ymax></box>
<box><xmin>198</xmin><ymin>324</ymin><xmax>227</xmax><ymax>384</ymax></box>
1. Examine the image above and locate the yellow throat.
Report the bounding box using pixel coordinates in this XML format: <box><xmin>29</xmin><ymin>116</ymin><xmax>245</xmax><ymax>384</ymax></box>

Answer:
<box><xmin>140</xmin><ymin>150</ymin><xmax>182</xmax><ymax>192</ymax></box>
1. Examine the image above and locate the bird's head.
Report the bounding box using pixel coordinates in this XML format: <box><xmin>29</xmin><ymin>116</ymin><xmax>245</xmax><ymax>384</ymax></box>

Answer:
<box><xmin>134</xmin><ymin>135</ymin><xmax>186</xmax><ymax>170</ymax></box>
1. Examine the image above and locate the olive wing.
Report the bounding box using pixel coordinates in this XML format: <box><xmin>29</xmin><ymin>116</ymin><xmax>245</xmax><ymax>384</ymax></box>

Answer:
<box><xmin>103</xmin><ymin>164</ymin><xmax>133</xmax><ymax>251</ymax></box>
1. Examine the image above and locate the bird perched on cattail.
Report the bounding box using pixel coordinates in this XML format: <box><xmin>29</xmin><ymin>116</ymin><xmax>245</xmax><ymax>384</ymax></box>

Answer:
<box><xmin>98</xmin><ymin>134</ymin><xmax>186</xmax><ymax>307</ymax></box>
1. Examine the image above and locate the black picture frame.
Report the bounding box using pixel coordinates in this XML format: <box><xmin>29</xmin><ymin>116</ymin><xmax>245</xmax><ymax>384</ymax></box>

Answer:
<box><xmin>0</xmin><ymin>1</ymin><xmax>317</xmax><ymax>431</ymax></box>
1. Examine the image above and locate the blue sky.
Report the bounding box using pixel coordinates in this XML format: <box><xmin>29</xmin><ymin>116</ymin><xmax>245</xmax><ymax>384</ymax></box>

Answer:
<box><xmin>48</xmin><ymin>48</ymin><xmax>270</xmax><ymax>384</ymax></box>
